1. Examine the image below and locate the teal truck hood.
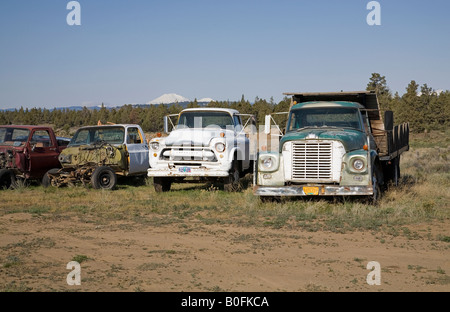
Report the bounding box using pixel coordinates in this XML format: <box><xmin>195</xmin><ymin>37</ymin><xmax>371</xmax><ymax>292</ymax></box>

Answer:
<box><xmin>280</xmin><ymin>128</ymin><xmax>367</xmax><ymax>152</ymax></box>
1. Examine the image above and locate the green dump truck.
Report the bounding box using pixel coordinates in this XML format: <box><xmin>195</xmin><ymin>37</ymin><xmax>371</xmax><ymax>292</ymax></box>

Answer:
<box><xmin>254</xmin><ymin>91</ymin><xmax>409</xmax><ymax>203</ymax></box>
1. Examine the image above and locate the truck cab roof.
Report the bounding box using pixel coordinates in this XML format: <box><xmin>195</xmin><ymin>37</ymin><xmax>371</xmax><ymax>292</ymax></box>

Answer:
<box><xmin>0</xmin><ymin>125</ymin><xmax>53</xmax><ymax>130</ymax></box>
<box><xmin>291</xmin><ymin>101</ymin><xmax>365</xmax><ymax>110</ymax></box>
<box><xmin>284</xmin><ymin>90</ymin><xmax>384</xmax><ymax>134</ymax></box>
<box><xmin>77</xmin><ymin>124</ymin><xmax>141</xmax><ymax>128</ymax></box>
<box><xmin>180</xmin><ymin>108</ymin><xmax>240</xmax><ymax>115</ymax></box>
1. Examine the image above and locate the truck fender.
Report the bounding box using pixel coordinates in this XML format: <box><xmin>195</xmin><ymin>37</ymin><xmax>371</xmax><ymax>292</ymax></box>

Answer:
<box><xmin>229</xmin><ymin>147</ymin><xmax>251</xmax><ymax>173</ymax></box>
<box><xmin>370</xmin><ymin>154</ymin><xmax>384</xmax><ymax>186</ymax></box>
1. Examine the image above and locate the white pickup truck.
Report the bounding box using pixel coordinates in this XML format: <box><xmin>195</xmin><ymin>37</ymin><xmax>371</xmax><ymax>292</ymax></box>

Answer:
<box><xmin>147</xmin><ymin>108</ymin><xmax>256</xmax><ymax>192</ymax></box>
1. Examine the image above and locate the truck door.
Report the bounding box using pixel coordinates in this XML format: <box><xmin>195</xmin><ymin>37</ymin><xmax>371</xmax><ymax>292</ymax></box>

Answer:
<box><xmin>126</xmin><ymin>127</ymin><xmax>149</xmax><ymax>175</ymax></box>
<box><xmin>28</xmin><ymin>129</ymin><xmax>60</xmax><ymax>178</ymax></box>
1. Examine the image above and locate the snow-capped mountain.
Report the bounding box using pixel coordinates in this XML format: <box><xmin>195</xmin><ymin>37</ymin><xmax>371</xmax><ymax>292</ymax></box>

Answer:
<box><xmin>147</xmin><ymin>94</ymin><xmax>216</xmax><ymax>106</ymax></box>
<box><xmin>417</xmin><ymin>89</ymin><xmax>444</xmax><ymax>96</ymax></box>
<box><xmin>198</xmin><ymin>98</ymin><xmax>215</xmax><ymax>103</ymax></box>
<box><xmin>148</xmin><ymin>93</ymin><xmax>190</xmax><ymax>105</ymax></box>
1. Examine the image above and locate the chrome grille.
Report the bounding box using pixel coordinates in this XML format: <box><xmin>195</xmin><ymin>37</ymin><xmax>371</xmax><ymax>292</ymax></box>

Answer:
<box><xmin>292</xmin><ymin>142</ymin><xmax>333</xmax><ymax>181</ymax></box>
<box><xmin>160</xmin><ymin>147</ymin><xmax>217</xmax><ymax>162</ymax></box>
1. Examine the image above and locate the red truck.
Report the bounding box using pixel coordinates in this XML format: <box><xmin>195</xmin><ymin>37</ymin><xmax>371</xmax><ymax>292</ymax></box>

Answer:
<box><xmin>0</xmin><ymin>125</ymin><xmax>70</xmax><ymax>189</ymax></box>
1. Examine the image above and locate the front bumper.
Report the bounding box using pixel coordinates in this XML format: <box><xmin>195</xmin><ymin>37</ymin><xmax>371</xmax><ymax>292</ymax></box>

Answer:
<box><xmin>148</xmin><ymin>166</ymin><xmax>229</xmax><ymax>178</ymax></box>
<box><xmin>253</xmin><ymin>185</ymin><xmax>373</xmax><ymax>197</ymax></box>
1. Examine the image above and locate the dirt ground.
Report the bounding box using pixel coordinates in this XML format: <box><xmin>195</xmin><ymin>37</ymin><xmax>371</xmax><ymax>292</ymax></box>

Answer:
<box><xmin>1</xmin><ymin>212</ymin><xmax>449</xmax><ymax>293</ymax></box>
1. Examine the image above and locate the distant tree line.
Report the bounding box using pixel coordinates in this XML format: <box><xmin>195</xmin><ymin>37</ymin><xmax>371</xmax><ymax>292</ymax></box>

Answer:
<box><xmin>366</xmin><ymin>73</ymin><xmax>449</xmax><ymax>133</ymax></box>
<box><xmin>0</xmin><ymin>73</ymin><xmax>448</xmax><ymax>136</ymax></box>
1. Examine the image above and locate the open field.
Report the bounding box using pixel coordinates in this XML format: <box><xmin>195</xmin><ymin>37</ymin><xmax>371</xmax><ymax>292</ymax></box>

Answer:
<box><xmin>0</xmin><ymin>130</ymin><xmax>449</xmax><ymax>292</ymax></box>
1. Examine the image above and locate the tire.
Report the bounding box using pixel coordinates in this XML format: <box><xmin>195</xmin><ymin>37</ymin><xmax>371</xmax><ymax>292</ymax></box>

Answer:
<box><xmin>369</xmin><ymin>166</ymin><xmax>382</xmax><ymax>205</ymax></box>
<box><xmin>224</xmin><ymin>160</ymin><xmax>241</xmax><ymax>192</ymax></box>
<box><xmin>259</xmin><ymin>196</ymin><xmax>281</xmax><ymax>203</ymax></box>
<box><xmin>91</xmin><ymin>166</ymin><xmax>117</xmax><ymax>190</ymax></box>
<box><xmin>0</xmin><ymin>169</ymin><xmax>16</xmax><ymax>190</ymax></box>
<box><xmin>153</xmin><ymin>177</ymin><xmax>172</xmax><ymax>192</ymax></box>
<box><xmin>393</xmin><ymin>156</ymin><xmax>401</xmax><ymax>187</ymax></box>
<box><xmin>42</xmin><ymin>168</ymin><xmax>60</xmax><ymax>188</ymax></box>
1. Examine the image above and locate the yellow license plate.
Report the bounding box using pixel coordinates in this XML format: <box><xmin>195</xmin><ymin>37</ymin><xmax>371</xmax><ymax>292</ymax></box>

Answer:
<box><xmin>303</xmin><ymin>186</ymin><xmax>319</xmax><ymax>195</ymax></box>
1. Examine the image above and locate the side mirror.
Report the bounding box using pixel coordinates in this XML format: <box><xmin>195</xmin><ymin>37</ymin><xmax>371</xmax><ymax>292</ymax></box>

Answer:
<box><xmin>264</xmin><ymin>115</ymin><xmax>271</xmax><ymax>135</ymax></box>
<box><xmin>163</xmin><ymin>116</ymin><xmax>169</xmax><ymax>134</ymax></box>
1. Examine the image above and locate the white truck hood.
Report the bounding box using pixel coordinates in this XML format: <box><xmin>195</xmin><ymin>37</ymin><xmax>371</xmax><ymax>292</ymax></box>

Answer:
<box><xmin>164</xmin><ymin>128</ymin><xmax>234</xmax><ymax>147</ymax></box>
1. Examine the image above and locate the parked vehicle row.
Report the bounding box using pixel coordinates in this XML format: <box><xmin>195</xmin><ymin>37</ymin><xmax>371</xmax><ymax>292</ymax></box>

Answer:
<box><xmin>0</xmin><ymin>91</ymin><xmax>410</xmax><ymax>203</ymax></box>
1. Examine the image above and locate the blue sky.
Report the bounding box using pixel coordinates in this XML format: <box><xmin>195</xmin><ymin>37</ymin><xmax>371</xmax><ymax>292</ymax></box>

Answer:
<box><xmin>0</xmin><ymin>0</ymin><xmax>449</xmax><ymax>109</ymax></box>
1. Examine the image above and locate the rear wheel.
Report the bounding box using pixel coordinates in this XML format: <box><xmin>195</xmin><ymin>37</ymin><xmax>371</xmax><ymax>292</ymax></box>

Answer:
<box><xmin>0</xmin><ymin>169</ymin><xmax>16</xmax><ymax>190</ymax></box>
<box><xmin>91</xmin><ymin>166</ymin><xmax>117</xmax><ymax>190</ymax></box>
<box><xmin>153</xmin><ymin>177</ymin><xmax>172</xmax><ymax>192</ymax></box>
<box><xmin>393</xmin><ymin>156</ymin><xmax>400</xmax><ymax>187</ymax></box>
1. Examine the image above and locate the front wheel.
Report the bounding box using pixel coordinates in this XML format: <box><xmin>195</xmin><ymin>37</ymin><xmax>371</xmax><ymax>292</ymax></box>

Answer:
<box><xmin>369</xmin><ymin>166</ymin><xmax>382</xmax><ymax>205</ymax></box>
<box><xmin>259</xmin><ymin>196</ymin><xmax>281</xmax><ymax>203</ymax></box>
<box><xmin>91</xmin><ymin>166</ymin><xmax>117</xmax><ymax>190</ymax></box>
<box><xmin>42</xmin><ymin>168</ymin><xmax>60</xmax><ymax>188</ymax></box>
<box><xmin>0</xmin><ymin>169</ymin><xmax>16</xmax><ymax>190</ymax></box>
<box><xmin>224</xmin><ymin>160</ymin><xmax>241</xmax><ymax>192</ymax></box>
<box><xmin>153</xmin><ymin>177</ymin><xmax>172</xmax><ymax>192</ymax></box>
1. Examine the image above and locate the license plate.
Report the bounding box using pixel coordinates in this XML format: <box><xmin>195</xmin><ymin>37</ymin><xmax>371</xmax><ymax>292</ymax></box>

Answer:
<box><xmin>303</xmin><ymin>186</ymin><xmax>319</xmax><ymax>195</ymax></box>
<box><xmin>179</xmin><ymin>167</ymin><xmax>191</xmax><ymax>173</ymax></box>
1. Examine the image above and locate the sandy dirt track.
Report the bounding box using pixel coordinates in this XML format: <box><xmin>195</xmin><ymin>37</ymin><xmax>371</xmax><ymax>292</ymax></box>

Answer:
<box><xmin>1</xmin><ymin>212</ymin><xmax>449</xmax><ymax>292</ymax></box>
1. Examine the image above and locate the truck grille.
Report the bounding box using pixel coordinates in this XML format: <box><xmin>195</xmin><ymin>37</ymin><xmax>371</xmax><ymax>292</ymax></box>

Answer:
<box><xmin>160</xmin><ymin>147</ymin><xmax>218</xmax><ymax>162</ymax></box>
<box><xmin>292</xmin><ymin>142</ymin><xmax>333</xmax><ymax>181</ymax></box>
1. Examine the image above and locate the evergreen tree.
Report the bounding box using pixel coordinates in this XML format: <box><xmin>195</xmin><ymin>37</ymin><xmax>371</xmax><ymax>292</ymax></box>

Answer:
<box><xmin>366</xmin><ymin>73</ymin><xmax>392</xmax><ymax>112</ymax></box>
<box><xmin>400</xmin><ymin>80</ymin><xmax>423</xmax><ymax>132</ymax></box>
<box><xmin>272</xmin><ymin>96</ymin><xmax>291</xmax><ymax>130</ymax></box>
<box><xmin>252</xmin><ymin>97</ymin><xmax>274</xmax><ymax>125</ymax></box>
<box><xmin>187</xmin><ymin>99</ymin><xmax>199</xmax><ymax>108</ymax></box>
<box><xmin>1</xmin><ymin>81</ymin><xmax>447</xmax><ymax>134</ymax></box>
<box><xmin>0</xmin><ymin>113</ymin><xmax>7</xmax><ymax>125</ymax></box>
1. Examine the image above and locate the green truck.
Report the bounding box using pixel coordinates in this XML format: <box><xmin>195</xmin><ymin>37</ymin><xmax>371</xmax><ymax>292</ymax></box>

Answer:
<box><xmin>254</xmin><ymin>91</ymin><xmax>409</xmax><ymax>203</ymax></box>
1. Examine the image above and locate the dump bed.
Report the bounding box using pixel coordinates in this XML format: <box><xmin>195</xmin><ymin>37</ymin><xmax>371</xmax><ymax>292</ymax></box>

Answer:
<box><xmin>283</xmin><ymin>91</ymin><xmax>409</xmax><ymax>160</ymax></box>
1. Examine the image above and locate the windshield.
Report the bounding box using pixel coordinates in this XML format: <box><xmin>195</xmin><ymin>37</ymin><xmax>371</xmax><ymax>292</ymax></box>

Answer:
<box><xmin>69</xmin><ymin>127</ymin><xmax>125</xmax><ymax>146</ymax></box>
<box><xmin>287</xmin><ymin>107</ymin><xmax>363</xmax><ymax>132</ymax></box>
<box><xmin>0</xmin><ymin>128</ymin><xmax>30</xmax><ymax>146</ymax></box>
<box><xmin>177</xmin><ymin>111</ymin><xmax>234</xmax><ymax>129</ymax></box>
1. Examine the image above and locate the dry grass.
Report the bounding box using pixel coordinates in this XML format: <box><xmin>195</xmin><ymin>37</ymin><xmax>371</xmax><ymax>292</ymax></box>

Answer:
<box><xmin>1</xmin><ymin>131</ymin><xmax>449</xmax><ymax>293</ymax></box>
<box><xmin>0</xmin><ymin>131</ymin><xmax>449</xmax><ymax>238</ymax></box>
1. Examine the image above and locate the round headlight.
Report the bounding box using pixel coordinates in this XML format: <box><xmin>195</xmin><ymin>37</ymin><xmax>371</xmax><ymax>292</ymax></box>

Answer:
<box><xmin>215</xmin><ymin>142</ymin><xmax>226</xmax><ymax>153</ymax></box>
<box><xmin>150</xmin><ymin>142</ymin><xmax>160</xmax><ymax>151</ymax></box>
<box><xmin>352</xmin><ymin>159</ymin><xmax>365</xmax><ymax>171</ymax></box>
<box><xmin>262</xmin><ymin>157</ymin><xmax>273</xmax><ymax>169</ymax></box>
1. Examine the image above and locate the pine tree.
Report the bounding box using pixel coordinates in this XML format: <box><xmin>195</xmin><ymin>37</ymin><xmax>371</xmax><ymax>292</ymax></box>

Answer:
<box><xmin>400</xmin><ymin>80</ymin><xmax>423</xmax><ymax>132</ymax></box>
<box><xmin>366</xmin><ymin>73</ymin><xmax>392</xmax><ymax>112</ymax></box>
<box><xmin>0</xmin><ymin>112</ymin><xmax>7</xmax><ymax>125</ymax></box>
<box><xmin>187</xmin><ymin>99</ymin><xmax>199</xmax><ymax>108</ymax></box>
